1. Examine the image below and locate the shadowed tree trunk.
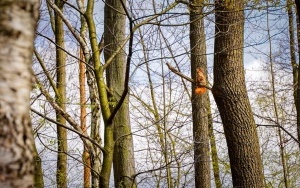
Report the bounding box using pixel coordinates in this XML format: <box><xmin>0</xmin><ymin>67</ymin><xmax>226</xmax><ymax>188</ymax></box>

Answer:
<box><xmin>54</xmin><ymin>0</ymin><xmax>68</xmax><ymax>187</ymax></box>
<box><xmin>294</xmin><ymin>0</ymin><xmax>300</xmax><ymax>149</ymax></box>
<box><xmin>0</xmin><ymin>0</ymin><xmax>39</xmax><ymax>187</ymax></box>
<box><xmin>104</xmin><ymin>0</ymin><xmax>137</xmax><ymax>187</ymax></box>
<box><xmin>212</xmin><ymin>0</ymin><xmax>264</xmax><ymax>187</ymax></box>
<box><xmin>189</xmin><ymin>0</ymin><xmax>211</xmax><ymax>187</ymax></box>
<box><xmin>287</xmin><ymin>0</ymin><xmax>298</xmax><ymax>102</ymax></box>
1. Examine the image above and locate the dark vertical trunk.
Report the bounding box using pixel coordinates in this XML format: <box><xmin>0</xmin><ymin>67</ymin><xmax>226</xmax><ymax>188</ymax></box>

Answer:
<box><xmin>294</xmin><ymin>0</ymin><xmax>300</xmax><ymax>149</ymax></box>
<box><xmin>189</xmin><ymin>1</ymin><xmax>211</xmax><ymax>187</ymax></box>
<box><xmin>287</xmin><ymin>0</ymin><xmax>298</xmax><ymax>101</ymax></box>
<box><xmin>212</xmin><ymin>1</ymin><xmax>264</xmax><ymax>187</ymax></box>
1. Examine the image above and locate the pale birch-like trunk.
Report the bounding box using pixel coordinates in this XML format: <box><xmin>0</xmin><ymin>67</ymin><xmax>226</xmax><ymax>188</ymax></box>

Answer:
<box><xmin>0</xmin><ymin>0</ymin><xmax>39</xmax><ymax>187</ymax></box>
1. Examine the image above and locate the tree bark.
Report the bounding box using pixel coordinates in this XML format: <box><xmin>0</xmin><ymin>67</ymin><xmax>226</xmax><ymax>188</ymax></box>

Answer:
<box><xmin>287</xmin><ymin>0</ymin><xmax>298</xmax><ymax>102</ymax></box>
<box><xmin>207</xmin><ymin>98</ymin><xmax>222</xmax><ymax>188</ymax></box>
<box><xmin>0</xmin><ymin>0</ymin><xmax>39</xmax><ymax>187</ymax></box>
<box><xmin>33</xmin><ymin>142</ymin><xmax>44</xmax><ymax>188</ymax></box>
<box><xmin>104</xmin><ymin>0</ymin><xmax>137</xmax><ymax>187</ymax></box>
<box><xmin>212</xmin><ymin>1</ymin><xmax>264</xmax><ymax>187</ymax></box>
<box><xmin>294</xmin><ymin>0</ymin><xmax>300</xmax><ymax>149</ymax></box>
<box><xmin>189</xmin><ymin>0</ymin><xmax>211</xmax><ymax>187</ymax></box>
<box><xmin>77</xmin><ymin>0</ymin><xmax>102</xmax><ymax>186</ymax></box>
<box><xmin>54</xmin><ymin>0</ymin><xmax>68</xmax><ymax>187</ymax></box>
<box><xmin>79</xmin><ymin>48</ymin><xmax>91</xmax><ymax>188</ymax></box>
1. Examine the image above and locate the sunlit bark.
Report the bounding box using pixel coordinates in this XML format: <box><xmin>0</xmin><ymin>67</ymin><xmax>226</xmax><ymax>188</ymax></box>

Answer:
<box><xmin>212</xmin><ymin>1</ymin><xmax>264</xmax><ymax>187</ymax></box>
<box><xmin>189</xmin><ymin>0</ymin><xmax>211</xmax><ymax>187</ymax></box>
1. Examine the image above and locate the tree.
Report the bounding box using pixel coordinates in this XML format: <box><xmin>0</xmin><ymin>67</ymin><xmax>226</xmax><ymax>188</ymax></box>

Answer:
<box><xmin>212</xmin><ymin>0</ymin><xmax>264</xmax><ymax>187</ymax></box>
<box><xmin>53</xmin><ymin>0</ymin><xmax>68</xmax><ymax>187</ymax></box>
<box><xmin>294</xmin><ymin>0</ymin><xmax>300</xmax><ymax>149</ymax></box>
<box><xmin>189</xmin><ymin>0</ymin><xmax>211</xmax><ymax>187</ymax></box>
<box><xmin>104</xmin><ymin>0</ymin><xmax>137</xmax><ymax>187</ymax></box>
<box><xmin>0</xmin><ymin>0</ymin><xmax>39</xmax><ymax>187</ymax></box>
<box><xmin>33</xmin><ymin>142</ymin><xmax>44</xmax><ymax>187</ymax></box>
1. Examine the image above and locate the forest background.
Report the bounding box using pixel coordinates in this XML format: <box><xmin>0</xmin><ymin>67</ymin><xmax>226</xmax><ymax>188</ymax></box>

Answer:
<box><xmin>1</xmin><ymin>0</ymin><xmax>300</xmax><ymax>188</ymax></box>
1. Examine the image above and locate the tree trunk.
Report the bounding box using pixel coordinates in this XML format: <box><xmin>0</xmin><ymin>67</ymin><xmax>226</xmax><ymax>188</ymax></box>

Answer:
<box><xmin>189</xmin><ymin>1</ymin><xmax>211</xmax><ymax>187</ymax></box>
<box><xmin>207</xmin><ymin>97</ymin><xmax>222</xmax><ymax>188</ymax></box>
<box><xmin>0</xmin><ymin>0</ymin><xmax>39</xmax><ymax>187</ymax></box>
<box><xmin>294</xmin><ymin>0</ymin><xmax>300</xmax><ymax>149</ymax></box>
<box><xmin>212</xmin><ymin>1</ymin><xmax>264</xmax><ymax>187</ymax></box>
<box><xmin>85</xmin><ymin>1</ymin><xmax>114</xmax><ymax>187</ymax></box>
<box><xmin>33</xmin><ymin>142</ymin><xmax>44</xmax><ymax>188</ymax></box>
<box><xmin>77</xmin><ymin>0</ymin><xmax>102</xmax><ymax>186</ymax></box>
<box><xmin>54</xmin><ymin>0</ymin><xmax>68</xmax><ymax>187</ymax></box>
<box><xmin>104</xmin><ymin>0</ymin><xmax>137</xmax><ymax>187</ymax></box>
<box><xmin>79</xmin><ymin>48</ymin><xmax>91</xmax><ymax>188</ymax></box>
<box><xmin>266</xmin><ymin>2</ymin><xmax>289</xmax><ymax>187</ymax></box>
<box><xmin>287</xmin><ymin>0</ymin><xmax>298</xmax><ymax>102</ymax></box>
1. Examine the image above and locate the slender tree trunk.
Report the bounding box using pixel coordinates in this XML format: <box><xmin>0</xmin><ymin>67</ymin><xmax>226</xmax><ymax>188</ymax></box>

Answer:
<box><xmin>294</xmin><ymin>0</ymin><xmax>300</xmax><ymax>149</ymax></box>
<box><xmin>33</xmin><ymin>142</ymin><xmax>44</xmax><ymax>188</ymax></box>
<box><xmin>287</xmin><ymin>0</ymin><xmax>298</xmax><ymax>101</ymax></box>
<box><xmin>77</xmin><ymin>0</ymin><xmax>102</xmax><ymax>186</ymax></box>
<box><xmin>0</xmin><ymin>0</ymin><xmax>39</xmax><ymax>187</ymax></box>
<box><xmin>87</xmin><ymin>67</ymin><xmax>102</xmax><ymax>188</ymax></box>
<box><xmin>104</xmin><ymin>0</ymin><xmax>137</xmax><ymax>187</ymax></box>
<box><xmin>212</xmin><ymin>1</ymin><xmax>264</xmax><ymax>187</ymax></box>
<box><xmin>79</xmin><ymin>48</ymin><xmax>91</xmax><ymax>188</ymax></box>
<box><xmin>266</xmin><ymin>3</ymin><xmax>289</xmax><ymax>187</ymax></box>
<box><xmin>85</xmin><ymin>0</ymin><xmax>114</xmax><ymax>187</ymax></box>
<box><xmin>189</xmin><ymin>1</ymin><xmax>211</xmax><ymax>187</ymax></box>
<box><xmin>207</xmin><ymin>97</ymin><xmax>222</xmax><ymax>188</ymax></box>
<box><xmin>78</xmin><ymin>2</ymin><xmax>91</xmax><ymax>186</ymax></box>
<box><xmin>54</xmin><ymin>0</ymin><xmax>68</xmax><ymax>187</ymax></box>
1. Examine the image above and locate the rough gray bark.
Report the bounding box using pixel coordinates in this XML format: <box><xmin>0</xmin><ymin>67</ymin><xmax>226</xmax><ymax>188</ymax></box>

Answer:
<box><xmin>0</xmin><ymin>0</ymin><xmax>39</xmax><ymax>187</ymax></box>
<box><xmin>212</xmin><ymin>1</ymin><xmax>264</xmax><ymax>187</ymax></box>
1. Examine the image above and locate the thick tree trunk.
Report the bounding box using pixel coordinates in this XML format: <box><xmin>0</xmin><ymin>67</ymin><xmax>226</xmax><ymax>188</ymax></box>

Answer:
<box><xmin>0</xmin><ymin>0</ymin><xmax>39</xmax><ymax>187</ymax></box>
<box><xmin>104</xmin><ymin>0</ymin><xmax>137</xmax><ymax>187</ymax></box>
<box><xmin>189</xmin><ymin>1</ymin><xmax>211</xmax><ymax>187</ymax></box>
<box><xmin>212</xmin><ymin>1</ymin><xmax>264</xmax><ymax>187</ymax></box>
<box><xmin>54</xmin><ymin>0</ymin><xmax>68</xmax><ymax>187</ymax></box>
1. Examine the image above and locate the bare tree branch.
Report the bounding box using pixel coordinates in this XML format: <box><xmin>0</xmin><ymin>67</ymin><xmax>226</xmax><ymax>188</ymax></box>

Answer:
<box><xmin>166</xmin><ymin>62</ymin><xmax>212</xmax><ymax>90</ymax></box>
